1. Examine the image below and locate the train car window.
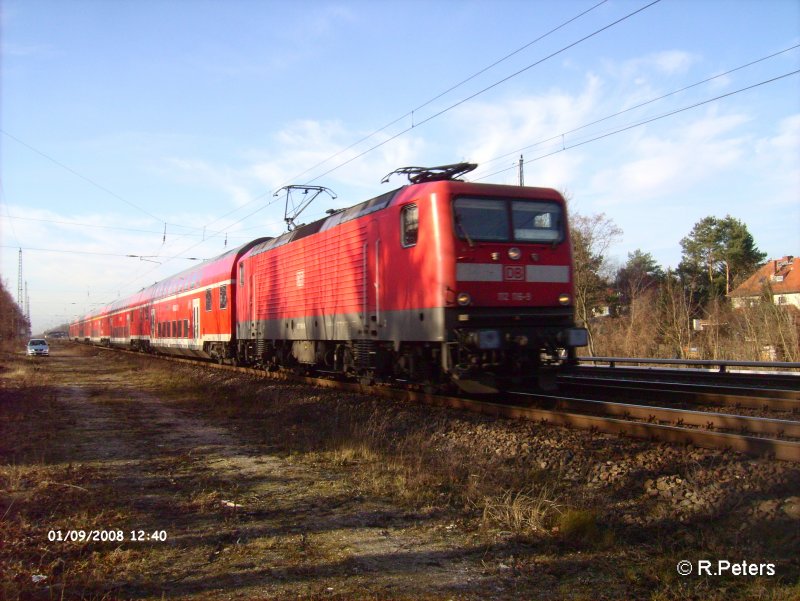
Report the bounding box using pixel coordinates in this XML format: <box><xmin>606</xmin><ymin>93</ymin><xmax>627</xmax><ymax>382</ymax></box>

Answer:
<box><xmin>172</xmin><ymin>321</ymin><xmax>177</xmax><ymax>337</ymax></box>
<box><xmin>239</xmin><ymin>264</ymin><xmax>245</xmax><ymax>286</ymax></box>
<box><xmin>401</xmin><ymin>204</ymin><xmax>418</xmax><ymax>247</ymax></box>
<box><xmin>219</xmin><ymin>285</ymin><xmax>228</xmax><ymax>309</ymax></box>
<box><xmin>511</xmin><ymin>201</ymin><xmax>563</xmax><ymax>243</ymax></box>
<box><xmin>453</xmin><ymin>198</ymin><xmax>509</xmax><ymax>241</ymax></box>
<box><xmin>184</xmin><ymin>319</ymin><xmax>189</xmax><ymax>337</ymax></box>
<box><xmin>177</xmin><ymin>320</ymin><xmax>183</xmax><ymax>337</ymax></box>
<box><xmin>205</xmin><ymin>289</ymin><xmax>212</xmax><ymax>311</ymax></box>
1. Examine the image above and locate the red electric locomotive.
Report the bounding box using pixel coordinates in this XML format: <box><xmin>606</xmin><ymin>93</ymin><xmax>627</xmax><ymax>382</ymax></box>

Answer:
<box><xmin>70</xmin><ymin>163</ymin><xmax>587</xmax><ymax>392</ymax></box>
<box><xmin>234</xmin><ymin>164</ymin><xmax>587</xmax><ymax>391</ymax></box>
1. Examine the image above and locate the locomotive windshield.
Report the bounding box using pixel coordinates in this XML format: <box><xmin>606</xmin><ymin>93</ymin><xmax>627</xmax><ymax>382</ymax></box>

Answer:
<box><xmin>453</xmin><ymin>197</ymin><xmax>563</xmax><ymax>243</ymax></box>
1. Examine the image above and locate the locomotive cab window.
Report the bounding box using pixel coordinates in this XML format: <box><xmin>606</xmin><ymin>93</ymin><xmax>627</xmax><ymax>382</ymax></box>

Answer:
<box><xmin>400</xmin><ymin>204</ymin><xmax>418</xmax><ymax>247</ymax></box>
<box><xmin>453</xmin><ymin>197</ymin><xmax>563</xmax><ymax>243</ymax></box>
<box><xmin>511</xmin><ymin>201</ymin><xmax>562</xmax><ymax>243</ymax></box>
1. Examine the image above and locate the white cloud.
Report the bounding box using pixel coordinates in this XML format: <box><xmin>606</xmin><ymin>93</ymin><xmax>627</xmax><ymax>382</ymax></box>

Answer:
<box><xmin>247</xmin><ymin>119</ymin><xmax>427</xmax><ymax>199</ymax></box>
<box><xmin>165</xmin><ymin>157</ymin><xmax>253</xmax><ymax>207</ymax></box>
<box><xmin>652</xmin><ymin>50</ymin><xmax>697</xmax><ymax>74</ymax></box>
<box><xmin>752</xmin><ymin>113</ymin><xmax>800</xmax><ymax>205</ymax></box>
<box><xmin>451</xmin><ymin>75</ymin><xmax>602</xmax><ymax>187</ymax></box>
<box><xmin>605</xmin><ymin>50</ymin><xmax>698</xmax><ymax>79</ymax></box>
<box><xmin>756</xmin><ymin>113</ymin><xmax>800</xmax><ymax>155</ymax></box>
<box><xmin>586</xmin><ymin>110</ymin><xmax>750</xmax><ymax>201</ymax></box>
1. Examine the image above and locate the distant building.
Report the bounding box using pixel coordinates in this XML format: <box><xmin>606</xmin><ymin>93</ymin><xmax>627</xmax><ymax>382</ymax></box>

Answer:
<box><xmin>729</xmin><ymin>256</ymin><xmax>800</xmax><ymax>309</ymax></box>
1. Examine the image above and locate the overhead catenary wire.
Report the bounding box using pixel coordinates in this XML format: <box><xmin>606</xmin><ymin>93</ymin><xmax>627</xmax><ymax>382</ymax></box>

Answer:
<box><xmin>86</xmin><ymin>194</ymin><xmax>285</xmax><ymax>303</ymax></box>
<box><xmin>299</xmin><ymin>0</ymin><xmax>663</xmax><ymax>187</ymax></box>
<box><xmin>0</xmin><ymin>129</ymin><xmax>166</xmax><ymax>224</ymax></box>
<box><xmin>473</xmin><ymin>69</ymin><xmax>800</xmax><ymax>182</ymax></box>
<box><xmin>0</xmin><ymin>244</ymin><xmax>202</xmax><ymax>261</ymax></box>
<box><xmin>471</xmin><ymin>42</ymin><xmax>800</xmax><ymax>175</ymax></box>
<box><xmin>170</xmin><ymin>0</ymin><xmax>613</xmax><ymax>239</ymax></box>
<box><xmin>15</xmin><ymin>0</ymin><xmax>792</xmax><ymax>317</ymax></box>
<box><xmin>0</xmin><ymin>213</ymin><xmax>253</xmax><ymax>240</ymax></box>
<box><xmin>4</xmin><ymin>0</ymin><xmax>654</xmax><ymax>286</ymax></box>
<box><xmin>276</xmin><ymin>0</ymin><xmax>610</xmax><ymax>189</ymax></box>
<box><xmin>77</xmin><ymin>41</ymin><xmax>783</xmax><ymax>309</ymax></box>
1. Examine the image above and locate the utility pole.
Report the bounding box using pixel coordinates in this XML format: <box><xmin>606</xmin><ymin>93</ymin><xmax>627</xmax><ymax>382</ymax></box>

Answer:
<box><xmin>518</xmin><ymin>155</ymin><xmax>524</xmax><ymax>187</ymax></box>
<box><xmin>17</xmin><ymin>249</ymin><xmax>23</xmax><ymax>306</ymax></box>
<box><xmin>25</xmin><ymin>281</ymin><xmax>30</xmax><ymax>324</ymax></box>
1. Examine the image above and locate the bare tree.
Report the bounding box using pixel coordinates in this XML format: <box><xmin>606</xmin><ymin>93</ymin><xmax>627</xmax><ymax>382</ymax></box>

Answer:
<box><xmin>0</xmin><ymin>279</ymin><xmax>29</xmax><ymax>347</ymax></box>
<box><xmin>568</xmin><ymin>210</ymin><xmax>622</xmax><ymax>355</ymax></box>
<box><xmin>656</xmin><ymin>271</ymin><xmax>695</xmax><ymax>358</ymax></box>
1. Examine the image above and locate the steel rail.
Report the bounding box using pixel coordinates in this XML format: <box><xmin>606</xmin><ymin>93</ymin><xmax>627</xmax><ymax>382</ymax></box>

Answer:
<box><xmin>578</xmin><ymin>356</ymin><xmax>800</xmax><ymax>373</ymax></box>
<box><xmin>557</xmin><ymin>376</ymin><xmax>800</xmax><ymax>411</ymax></box>
<box><xmin>88</xmin><ymin>345</ymin><xmax>800</xmax><ymax>462</ymax></box>
<box><xmin>568</xmin><ymin>365</ymin><xmax>800</xmax><ymax>391</ymax></box>
<box><xmin>507</xmin><ymin>392</ymin><xmax>800</xmax><ymax>439</ymax></box>
<box><xmin>422</xmin><ymin>394</ymin><xmax>800</xmax><ymax>463</ymax></box>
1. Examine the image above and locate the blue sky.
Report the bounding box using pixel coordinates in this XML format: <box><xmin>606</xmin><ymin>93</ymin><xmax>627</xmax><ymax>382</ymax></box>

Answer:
<box><xmin>2</xmin><ymin>0</ymin><xmax>799</xmax><ymax>333</ymax></box>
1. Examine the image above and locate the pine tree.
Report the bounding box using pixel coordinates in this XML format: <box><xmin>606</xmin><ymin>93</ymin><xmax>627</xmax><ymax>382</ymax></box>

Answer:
<box><xmin>678</xmin><ymin>215</ymin><xmax>766</xmax><ymax>302</ymax></box>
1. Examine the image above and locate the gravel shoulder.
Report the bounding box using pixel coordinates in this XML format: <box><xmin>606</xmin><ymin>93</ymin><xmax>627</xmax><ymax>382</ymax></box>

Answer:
<box><xmin>1</xmin><ymin>342</ymin><xmax>798</xmax><ymax>600</ymax></box>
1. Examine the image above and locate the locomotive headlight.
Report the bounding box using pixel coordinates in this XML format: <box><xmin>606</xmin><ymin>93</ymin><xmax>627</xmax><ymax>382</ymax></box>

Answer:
<box><xmin>508</xmin><ymin>247</ymin><xmax>521</xmax><ymax>260</ymax></box>
<box><xmin>558</xmin><ymin>293</ymin><xmax>571</xmax><ymax>305</ymax></box>
<box><xmin>456</xmin><ymin>292</ymin><xmax>472</xmax><ymax>306</ymax></box>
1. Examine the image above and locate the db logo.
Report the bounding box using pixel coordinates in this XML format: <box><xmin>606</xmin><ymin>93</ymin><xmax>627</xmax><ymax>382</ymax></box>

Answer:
<box><xmin>503</xmin><ymin>265</ymin><xmax>525</xmax><ymax>281</ymax></box>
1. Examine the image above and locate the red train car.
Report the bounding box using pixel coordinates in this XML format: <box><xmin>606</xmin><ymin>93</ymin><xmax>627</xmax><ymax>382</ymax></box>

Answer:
<box><xmin>234</xmin><ymin>165</ymin><xmax>586</xmax><ymax>391</ymax></box>
<box><xmin>70</xmin><ymin>239</ymin><xmax>268</xmax><ymax>359</ymax></box>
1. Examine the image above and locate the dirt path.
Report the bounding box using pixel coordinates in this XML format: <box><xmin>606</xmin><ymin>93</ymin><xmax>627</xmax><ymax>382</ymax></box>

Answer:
<box><xmin>2</xmin><ymin>345</ymin><xmax>509</xmax><ymax>600</ymax></box>
<box><xmin>2</xmin><ymin>343</ymin><xmax>798</xmax><ymax>600</ymax></box>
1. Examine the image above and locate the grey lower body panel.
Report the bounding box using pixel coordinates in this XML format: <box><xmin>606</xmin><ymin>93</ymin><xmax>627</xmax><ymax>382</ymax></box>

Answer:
<box><xmin>238</xmin><ymin>307</ymin><xmax>447</xmax><ymax>345</ymax></box>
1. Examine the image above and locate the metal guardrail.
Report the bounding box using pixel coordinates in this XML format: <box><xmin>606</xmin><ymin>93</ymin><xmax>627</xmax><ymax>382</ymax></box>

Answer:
<box><xmin>578</xmin><ymin>356</ymin><xmax>800</xmax><ymax>373</ymax></box>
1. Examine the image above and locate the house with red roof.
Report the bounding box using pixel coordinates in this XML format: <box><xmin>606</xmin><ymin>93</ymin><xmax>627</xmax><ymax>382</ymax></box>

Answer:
<box><xmin>729</xmin><ymin>256</ymin><xmax>800</xmax><ymax>309</ymax></box>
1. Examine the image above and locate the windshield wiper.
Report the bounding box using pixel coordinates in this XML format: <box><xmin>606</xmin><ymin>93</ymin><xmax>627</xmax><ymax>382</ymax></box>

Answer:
<box><xmin>454</xmin><ymin>215</ymin><xmax>475</xmax><ymax>247</ymax></box>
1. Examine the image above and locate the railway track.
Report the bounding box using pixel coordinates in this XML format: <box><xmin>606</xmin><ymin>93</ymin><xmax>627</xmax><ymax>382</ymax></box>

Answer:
<box><xmin>93</xmin><ymin>345</ymin><xmax>800</xmax><ymax>462</ymax></box>
<box><xmin>558</xmin><ymin>374</ymin><xmax>800</xmax><ymax>412</ymax></box>
<box><xmin>572</xmin><ymin>358</ymin><xmax>800</xmax><ymax>390</ymax></box>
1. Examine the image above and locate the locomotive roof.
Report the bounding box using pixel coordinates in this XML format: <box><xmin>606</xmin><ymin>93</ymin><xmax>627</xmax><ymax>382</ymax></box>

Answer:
<box><xmin>245</xmin><ymin>179</ymin><xmax>567</xmax><ymax>259</ymax></box>
<box><xmin>247</xmin><ymin>187</ymin><xmax>405</xmax><ymax>257</ymax></box>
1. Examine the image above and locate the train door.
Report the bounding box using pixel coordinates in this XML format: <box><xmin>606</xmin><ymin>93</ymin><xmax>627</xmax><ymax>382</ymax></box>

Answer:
<box><xmin>366</xmin><ymin>218</ymin><xmax>382</xmax><ymax>338</ymax></box>
<box><xmin>250</xmin><ymin>273</ymin><xmax>256</xmax><ymax>335</ymax></box>
<box><xmin>192</xmin><ymin>298</ymin><xmax>200</xmax><ymax>346</ymax></box>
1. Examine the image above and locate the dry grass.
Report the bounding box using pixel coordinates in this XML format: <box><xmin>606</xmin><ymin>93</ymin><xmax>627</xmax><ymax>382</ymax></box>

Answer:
<box><xmin>0</xmin><ymin>352</ymin><xmax>171</xmax><ymax>600</ymax></box>
<box><xmin>479</xmin><ymin>487</ymin><xmax>561</xmax><ymax>533</ymax></box>
<box><xmin>3</xmin><ymin>345</ymin><xmax>798</xmax><ymax>600</ymax></box>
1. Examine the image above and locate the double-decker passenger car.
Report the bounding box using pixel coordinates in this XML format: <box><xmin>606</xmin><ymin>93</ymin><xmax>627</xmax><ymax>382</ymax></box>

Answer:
<box><xmin>71</xmin><ymin>163</ymin><xmax>586</xmax><ymax>392</ymax></box>
<box><xmin>70</xmin><ymin>239</ymin><xmax>268</xmax><ymax>359</ymax></box>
